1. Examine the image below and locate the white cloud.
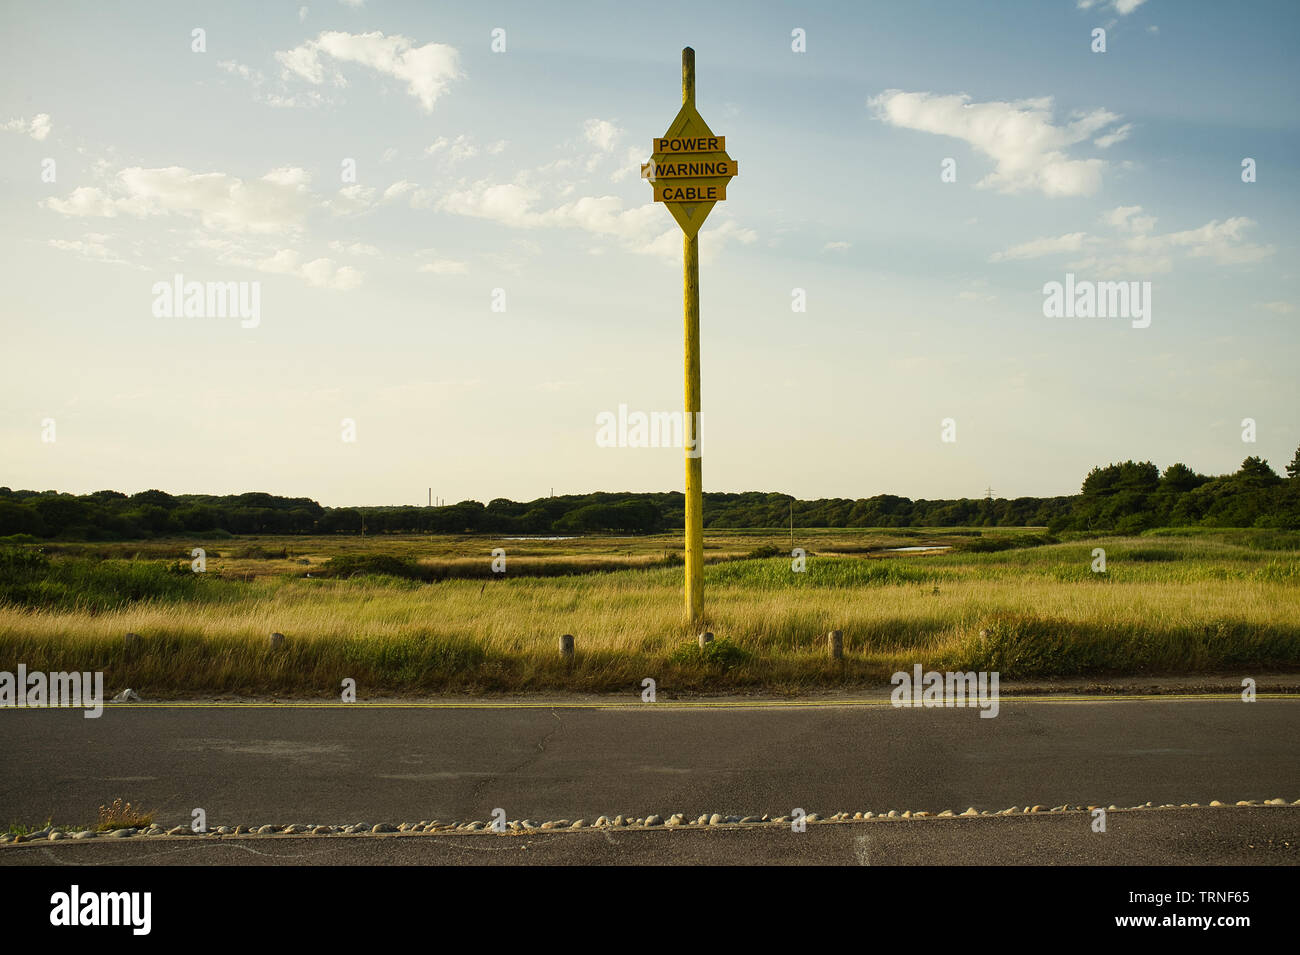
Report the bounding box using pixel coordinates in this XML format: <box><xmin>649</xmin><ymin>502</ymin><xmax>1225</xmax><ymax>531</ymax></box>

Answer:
<box><xmin>990</xmin><ymin>232</ymin><xmax>1089</xmax><ymax>262</ymax></box>
<box><xmin>46</xmin><ymin>232</ymin><xmax>132</xmax><ymax>266</ymax></box>
<box><xmin>381</xmin><ymin>180</ymin><xmax>418</xmax><ymax>203</ymax></box>
<box><xmin>3</xmin><ymin>113</ymin><xmax>52</xmax><ymax>141</ymax></box>
<box><xmin>583</xmin><ymin>119</ymin><xmax>622</xmax><ymax>153</ymax></box>
<box><xmin>1079</xmin><ymin>0</ymin><xmax>1148</xmax><ymax>14</ymax></box>
<box><xmin>418</xmin><ymin>258</ymin><xmax>468</xmax><ymax>275</ymax></box>
<box><xmin>426</xmin><ymin>134</ymin><xmax>478</xmax><ymax>162</ymax></box>
<box><xmin>299</xmin><ymin>6</ymin><xmax>309</xmax><ymax>22</ymax></box>
<box><xmin>257</xmin><ymin>249</ymin><xmax>363</xmax><ymax>289</ymax></box>
<box><xmin>322</xmin><ymin>183</ymin><xmax>377</xmax><ymax>215</ymax></box>
<box><xmin>870</xmin><ymin>90</ymin><xmax>1126</xmax><ymax>197</ymax></box>
<box><xmin>1101</xmin><ymin>204</ymin><xmax>1156</xmax><ymax>234</ymax></box>
<box><xmin>424</xmin><ymin>119</ymin><xmax>754</xmax><ymax>262</ymax></box>
<box><xmin>275</xmin><ymin>31</ymin><xmax>461</xmax><ymax>112</ymax></box>
<box><xmin>44</xmin><ymin>165</ymin><xmax>318</xmax><ymax>233</ymax></box>
<box><xmin>991</xmin><ymin>212</ymin><xmax>1273</xmax><ymax>276</ymax></box>
<box><xmin>610</xmin><ymin>146</ymin><xmax>645</xmax><ymax>183</ymax></box>
<box><xmin>436</xmin><ymin>179</ymin><xmax>753</xmax><ymax>262</ymax></box>
<box><xmin>217</xmin><ymin>60</ymin><xmax>264</xmax><ymax>84</ymax></box>
<box><xmin>1093</xmin><ymin>123</ymin><xmax>1133</xmax><ymax>148</ymax></box>
<box><xmin>1258</xmin><ymin>301</ymin><xmax>1295</xmax><ymax>314</ymax></box>
<box><xmin>823</xmin><ymin>241</ymin><xmax>851</xmax><ymax>252</ymax></box>
<box><xmin>329</xmin><ymin>240</ymin><xmax>380</xmax><ymax>256</ymax></box>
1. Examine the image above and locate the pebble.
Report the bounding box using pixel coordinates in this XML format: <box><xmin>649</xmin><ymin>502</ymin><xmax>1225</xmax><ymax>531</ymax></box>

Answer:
<box><xmin>15</xmin><ymin>796</ymin><xmax>1278</xmax><ymax>847</ymax></box>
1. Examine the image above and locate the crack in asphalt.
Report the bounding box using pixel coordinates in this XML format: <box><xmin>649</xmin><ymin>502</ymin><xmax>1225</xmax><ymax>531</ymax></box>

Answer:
<box><xmin>468</xmin><ymin>709</ymin><xmax>565</xmax><ymax>808</ymax></box>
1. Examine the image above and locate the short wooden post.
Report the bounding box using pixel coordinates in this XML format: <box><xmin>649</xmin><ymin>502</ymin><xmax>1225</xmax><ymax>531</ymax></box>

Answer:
<box><xmin>559</xmin><ymin>634</ymin><xmax>575</xmax><ymax>658</ymax></box>
<box><xmin>124</xmin><ymin>632</ymin><xmax>140</xmax><ymax>655</ymax></box>
<box><xmin>828</xmin><ymin>630</ymin><xmax>843</xmax><ymax>660</ymax></box>
<box><xmin>270</xmin><ymin>632</ymin><xmax>285</xmax><ymax>649</ymax></box>
<box><xmin>698</xmin><ymin>631</ymin><xmax>713</xmax><ymax>649</ymax></box>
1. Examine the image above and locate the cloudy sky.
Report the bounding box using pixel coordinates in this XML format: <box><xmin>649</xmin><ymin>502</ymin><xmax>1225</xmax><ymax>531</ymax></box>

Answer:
<box><xmin>2</xmin><ymin>0</ymin><xmax>1296</xmax><ymax>507</ymax></box>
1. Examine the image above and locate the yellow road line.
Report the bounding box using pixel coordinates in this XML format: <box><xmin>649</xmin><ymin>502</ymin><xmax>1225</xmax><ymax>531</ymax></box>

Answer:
<box><xmin>10</xmin><ymin>692</ymin><xmax>1290</xmax><ymax>710</ymax></box>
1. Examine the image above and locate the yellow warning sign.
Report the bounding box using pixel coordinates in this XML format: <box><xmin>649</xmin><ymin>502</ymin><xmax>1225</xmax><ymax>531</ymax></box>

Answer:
<box><xmin>642</xmin><ymin>101</ymin><xmax>738</xmax><ymax>238</ymax></box>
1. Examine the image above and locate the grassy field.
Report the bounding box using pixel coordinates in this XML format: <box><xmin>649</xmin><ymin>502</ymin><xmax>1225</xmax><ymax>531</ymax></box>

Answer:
<box><xmin>0</xmin><ymin>527</ymin><xmax>1296</xmax><ymax>695</ymax></box>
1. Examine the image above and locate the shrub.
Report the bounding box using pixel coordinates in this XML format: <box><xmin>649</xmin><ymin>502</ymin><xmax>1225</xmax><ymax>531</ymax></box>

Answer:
<box><xmin>95</xmin><ymin>799</ymin><xmax>154</xmax><ymax>832</ymax></box>
<box><xmin>669</xmin><ymin>637</ymin><xmax>751</xmax><ymax>669</ymax></box>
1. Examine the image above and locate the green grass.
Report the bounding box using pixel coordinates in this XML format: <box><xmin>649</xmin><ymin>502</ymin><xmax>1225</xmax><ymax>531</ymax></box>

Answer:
<box><xmin>0</xmin><ymin>527</ymin><xmax>1295</xmax><ymax>694</ymax></box>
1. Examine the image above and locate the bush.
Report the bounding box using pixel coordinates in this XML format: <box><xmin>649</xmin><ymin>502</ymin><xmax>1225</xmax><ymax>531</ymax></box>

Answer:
<box><xmin>0</xmin><ymin>545</ymin><xmax>236</xmax><ymax>611</ymax></box>
<box><xmin>322</xmin><ymin>554</ymin><xmax>429</xmax><ymax>581</ymax></box>
<box><xmin>669</xmin><ymin>637</ymin><xmax>751</xmax><ymax>669</ymax></box>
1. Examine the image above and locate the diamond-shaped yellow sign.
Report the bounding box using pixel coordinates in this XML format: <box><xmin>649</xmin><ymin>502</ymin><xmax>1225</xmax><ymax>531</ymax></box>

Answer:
<box><xmin>641</xmin><ymin>102</ymin><xmax>738</xmax><ymax>238</ymax></box>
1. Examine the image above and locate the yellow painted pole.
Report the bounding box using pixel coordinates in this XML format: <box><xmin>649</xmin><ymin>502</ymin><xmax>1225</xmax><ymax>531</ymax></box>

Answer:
<box><xmin>682</xmin><ymin>47</ymin><xmax>704</xmax><ymax>625</ymax></box>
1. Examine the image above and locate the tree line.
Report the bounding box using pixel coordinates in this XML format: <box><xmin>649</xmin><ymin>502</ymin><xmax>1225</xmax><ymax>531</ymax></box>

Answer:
<box><xmin>2</xmin><ymin>449</ymin><xmax>1297</xmax><ymax>539</ymax></box>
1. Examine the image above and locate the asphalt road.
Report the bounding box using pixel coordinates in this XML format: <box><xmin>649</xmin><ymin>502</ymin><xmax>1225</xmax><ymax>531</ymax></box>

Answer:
<box><xmin>2</xmin><ymin>808</ymin><xmax>1296</xmax><ymax>865</ymax></box>
<box><xmin>2</xmin><ymin>697</ymin><xmax>1297</xmax><ymax>832</ymax></box>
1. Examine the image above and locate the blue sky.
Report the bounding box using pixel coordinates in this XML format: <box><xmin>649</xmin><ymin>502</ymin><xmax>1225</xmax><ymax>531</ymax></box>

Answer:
<box><xmin>2</xmin><ymin>0</ymin><xmax>1296</xmax><ymax>507</ymax></box>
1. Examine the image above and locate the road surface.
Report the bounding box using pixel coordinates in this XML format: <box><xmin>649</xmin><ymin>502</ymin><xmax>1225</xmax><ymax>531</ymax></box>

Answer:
<box><xmin>2</xmin><ymin>696</ymin><xmax>1296</xmax><ymax>834</ymax></box>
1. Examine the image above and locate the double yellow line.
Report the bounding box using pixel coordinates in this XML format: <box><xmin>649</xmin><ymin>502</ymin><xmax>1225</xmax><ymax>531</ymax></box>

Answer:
<box><xmin>106</xmin><ymin>692</ymin><xmax>1296</xmax><ymax>709</ymax></box>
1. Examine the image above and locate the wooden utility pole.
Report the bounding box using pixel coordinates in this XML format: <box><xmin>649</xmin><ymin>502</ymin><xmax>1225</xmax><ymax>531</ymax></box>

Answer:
<box><xmin>681</xmin><ymin>49</ymin><xmax>704</xmax><ymax>624</ymax></box>
<box><xmin>643</xmin><ymin>47</ymin><xmax>738</xmax><ymax>624</ymax></box>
